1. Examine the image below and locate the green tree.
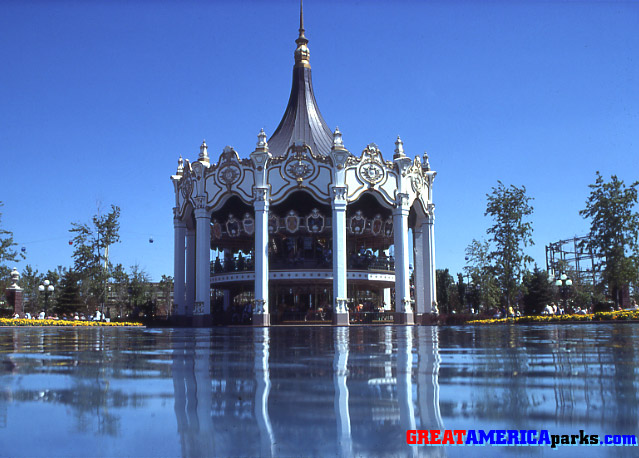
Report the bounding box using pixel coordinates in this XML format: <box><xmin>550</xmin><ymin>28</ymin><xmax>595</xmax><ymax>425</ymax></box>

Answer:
<box><xmin>456</xmin><ymin>273</ymin><xmax>468</xmax><ymax>313</ymax></box>
<box><xmin>44</xmin><ymin>266</ymin><xmax>63</xmax><ymax>289</ymax></box>
<box><xmin>522</xmin><ymin>267</ymin><xmax>553</xmax><ymax>315</ymax></box>
<box><xmin>20</xmin><ymin>265</ymin><xmax>43</xmax><ymax>315</ymax></box>
<box><xmin>579</xmin><ymin>172</ymin><xmax>639</xmax><ymax>306</ymax></box>
<box><xmin>159</xmin><ymin>275</ymin><xmax>174</xmax><ymax>318</ymax></box>
<box><xmin>447</xmin><ymin>281</ymin><xmax>462</xmax><ymax>313</ymax></box>
<box><xmin>436</xmin><ymin>268</ymin><xmax>454</xmax><ymax>314</ymax></box>
<box><xmin>485</xmin><ymin>182</ymin><xmax>534</xmax><ymax>307</ymax></box>
<box><xmin>549</xmin><ymin>259</ymin><xmax>592</xmax><ymax>310</ymax></box>
<box><xmin>70</xmin><ymin>205</ymin><xmax>121</xmax><ymax>313</ymax></box>
<box><xmin>128</xmin><ymin>264</ymin><xmax>151</xmax><ymax>317</ymax></box>
<box><xmin>55</xmin><ymin>270</ymin><xmax>84</xmax><ymax>316</ymax></box>
<box><xmin>40</xmin><ymin>267</ymin><xmax>63</xmax><ymax>315</ymax></box>
<box><xmin>110</xmin><ymin>263</ymin><xmax>129</xmax><ymax>318</ymax></box>
<box><xmin>463</xmin><ymin>239</ymin><xmax>500</xmax><ymax>311</ymax></box>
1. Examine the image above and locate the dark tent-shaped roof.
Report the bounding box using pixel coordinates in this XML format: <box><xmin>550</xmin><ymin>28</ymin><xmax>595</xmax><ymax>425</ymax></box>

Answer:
<box><xmin>268</xmin><ymin>10</ymin><xmax>333</xmax><ymax>157</ymax></box>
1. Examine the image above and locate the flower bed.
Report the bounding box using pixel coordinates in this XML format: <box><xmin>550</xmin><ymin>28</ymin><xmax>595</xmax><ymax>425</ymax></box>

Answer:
<box><xmin>468</xmin><ymin>310</ymin><xmax>639</xmax><ymax>325</ymax></box>
<box><xmin>0</xmin><ymin>318</ymin><xmax>143</xmax><ymax>327</ymax></box>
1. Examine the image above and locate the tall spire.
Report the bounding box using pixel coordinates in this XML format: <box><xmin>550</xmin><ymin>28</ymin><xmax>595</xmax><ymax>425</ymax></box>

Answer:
<box><xmin>294</xmin><ymin>0</ymin><xmax>310</xmax><ymax>68</ymax></box>
<box><xmin>268</xmin><ymin>0</ymin><xmax>333</xmax><ymax>156</ymax></box>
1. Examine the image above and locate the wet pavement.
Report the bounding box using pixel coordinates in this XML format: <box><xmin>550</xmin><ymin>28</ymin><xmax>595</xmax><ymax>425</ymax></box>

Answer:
<box><xmin>1</xmin><ymin>324</ymin><xmax>639</xmax><ymax>457</ymax></box>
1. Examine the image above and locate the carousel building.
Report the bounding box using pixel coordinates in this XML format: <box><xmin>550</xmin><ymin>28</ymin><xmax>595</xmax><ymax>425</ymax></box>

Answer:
<box><xmin>170</xmin><ymin>11</ymin><xmax>437</xmax><ymax>326</ymax></box>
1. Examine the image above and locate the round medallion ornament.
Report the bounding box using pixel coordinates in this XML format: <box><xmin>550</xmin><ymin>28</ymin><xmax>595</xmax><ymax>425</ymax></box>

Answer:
<box><xmin>305</xmin><ymin>208</ymin><xmax>325</xmax><ymax>233</ymax></box>
<box><xmin>226</xmin><ymin>214</ymin><xmax>241</xmax><ymax>237</ymax></box>
<box><xmin>371</xmin><ymin>215</ymin><xmax>383</xmax><ymax>236</ymax></box>
<box><xmin>359</xmin><ymin>163</ymin><xmax>385</xmax><ymax>185</ymax></box>
<box><xmin>411</xmin><ymin>174</ymin><xmax>424</xmax><ymax>193</ymax></box>
<box><xmin>285</xmin><ymin>158</ymin><xmax>314</xmax><ymax>183</ymax></box>
<box><xmin>211</xmin><ymin>220</ymin><xmax>223</xmax><ymax>240</ymax></box>
<box><xmin>217</xmin><ymin>164</ymin><xmax>241</xmax><ymax>188</ymax></box>
<box><xmin>357</xmin><ymin>145</ymin><xmax>386</xmax><ymax>186</ymax></box>
<box><xmin>268</xmin><ymin>215</ymin><xmax>279</xmax><ymax>234</ymax></box>
<box><xmin>285</xmin><ymin>210</ymin><xmax>300</xmax><ymax>233</ymax></box>
<box><xmin>384</xmin><ymin>218</ymin><xmax>394</xmax><ymax>237</ymax></box>
<box><xmin>181</xmin><ymin>178</ymin><xmax>194</xmax><ymax>200</ymax></box>
<box><xmin>349</xmin><ymin>210</ymin><xmax>367</xmax><ymax>234</ymax></box>
<box><xmin>242</xmin><ymin>213</ymin><xmax>255</xmax><ymax>236</ymax></box>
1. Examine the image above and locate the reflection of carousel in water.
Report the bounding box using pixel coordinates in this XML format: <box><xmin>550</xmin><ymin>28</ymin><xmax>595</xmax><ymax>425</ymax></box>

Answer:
<box><xmin>170</xmin><ymin>3</ymin><xmax>437</xmax><ymax>326</ymax></box>
<box><xmin>170</xmin><ymin>327</ymin><xmax>444</xmax><ymax>457</ymax></box>
<box><xmin>171</xmin><ymin>329</ymin><xmax>272</xmax><ymax>457</ymax></box>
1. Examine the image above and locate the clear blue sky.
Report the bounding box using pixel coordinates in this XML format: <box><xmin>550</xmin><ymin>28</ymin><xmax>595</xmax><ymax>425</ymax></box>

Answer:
<box><xmin>1</xmin><ymin>0</ymin><xmax>638</xmax><ymax>281</ymax></box>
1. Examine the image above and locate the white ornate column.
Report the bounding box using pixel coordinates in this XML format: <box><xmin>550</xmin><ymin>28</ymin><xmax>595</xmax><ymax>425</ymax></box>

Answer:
<box><xmin>223</xmin><ymin>290</ymin><xmax>231</xmax><ymax>311</ymax></box>
<box><xmin>251</xmin><ymin>129</ymin><xmax>272</xmax><ymax>327</ymax></box>
<box><xmin>173</xmin><ymin>212</ymin><xmax>187</xmax><ymax>318</ymax></box>
<box><xmin>185</xmin><ymin>228</ymin><xmax>196</xmax><ymax>318</ymax></box>
<box><xmin>397</xmin><ymin>327</ymin><xmax>417</xmax><ymax>458</ymax></box>
<box><xmin>194</xmin><ymin>202</ymin><xmax>212</xmax><ymax>326</ymax></box>
<box><xmin>193</xmin><ymin>331</ymin><xmax>215</xmax><ymax>453</ymax></box>
<box><xmin>393</xmin><ymin>193</ymin><xmax>414</xmax><ymax>325</ymax></box>
<box><xmin>254</xmin><ymin>327</ymin><xmax>274</xmax><ymax>456</ymax></box>
<box><xmin>413</xmin><ymin>217</ymin><xmax>427</xmax><ymax>321</ymax></box>
<box><xmin>416</xmin><ymin>326</ymin><xmax>443</xmax><ymax>433</ymax></box>
<box><xmin>383</xmin><ymin>288</ymin><xmax>392</xmax><ymax>310</ymax></box>
<box><xmin>171</xmin><ymin>337</ymin><xmax>187</xmax><ymax>450</ymax></box>
<box><xmin>425</xmin><ymin>206</ymin><xmax>438</xmax><ymax>314</ymax></box>
<box><xmin>329</xmin><ymin>128</ymin><xmax>351</xmax><ymax>326</ymax></box>
<box><xmin>332</xmin><ymin>186</ymin><xmax>349</xmax><ymax>325</ymax></box>
<box><xmin>253</xmin><ymin>188</ymin><xmax>270</xmax><ymax>326</ymax></box>
<box><xmin>333</xmin><ymin>327</ymin><xmax>352</xmax><ymax>456</ymax></box>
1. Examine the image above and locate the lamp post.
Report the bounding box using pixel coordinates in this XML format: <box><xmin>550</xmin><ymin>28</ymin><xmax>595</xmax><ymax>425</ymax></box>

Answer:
<box><xmin>555</xmin><ymin>273</ymin><xmax>572</xmax><ymax>312</ymax></box>
<box><xmin>38</xmin><ymin>279</ymin><xmax>54</xmax><ymax>318</ymax></box>
<box><xmin>466</xmin><ymin>281</ymin><xmax>480</xmax><ymax>314</ymax></box>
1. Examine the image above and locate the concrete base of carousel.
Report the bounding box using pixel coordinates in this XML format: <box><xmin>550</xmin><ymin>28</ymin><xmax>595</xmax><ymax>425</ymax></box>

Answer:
<box><xmin>416</xmin><ymin>313</ymin><xmax>438</xmax><ymax>325</ymax></box>
<box><xmin>167</xmin><ymin>313</ymin><xmax>440</xmax><ymax>327</ymax></box>
<box><xmin>252</xmin><ymin>313</ymin><xmax>270</xmax><ymax>327</ymax></box>
<box><xmin>394</xmin><ymin>312</ymin><xmax>414</xmax><ymax>325</ymax></box>
<box><xmin>333</xmin><ymin>312</ymin><xmax>349</xmax><ymax>326</ymax></box>
<box><xmin>191</xmin><ymin>314</ymin><xmax>213</xmax><ymax>327</ymax></box>
<box><xmin>168</xmin><ymin>315</ymin><xmax>192</xmax><ymax>327</ymax></box>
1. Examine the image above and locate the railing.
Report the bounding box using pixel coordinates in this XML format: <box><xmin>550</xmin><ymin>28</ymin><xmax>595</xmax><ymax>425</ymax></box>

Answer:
<box><xmin>269</xmin><ymin>258</ymin><xmax>331</xmax><ymax>270</ymax></box>
<box><xmin>215</xmin><ymin>305</ymin><xmax>396</xmax><ymax>325</ymax></box>
<box><xmin>211</xmin><ymin>258</ymin><xmax>254</xmax><ymax>274</ymax></box>
<box><xmin>347</xmin><ymin>254</ymin><xmax>394</xmax><ymax>271</ymax></box>
<box><xmin>349</xmin><ymin>311</ymin><xmax>394</xmax><ymax>323</ymax></box>
<box><xmin>272</xmin><ymin>310</ymin><xmax>395</xmax><ymax>323</ymax></box>
<box><xmin>212</xmin><ymin>256</ymin><xmax>395</xmax><ymax>275</ymax></box>
<box><xmin>271</xmin><ymin>309</ymin><xmax>394</xmax><ymax>324</ymax></box>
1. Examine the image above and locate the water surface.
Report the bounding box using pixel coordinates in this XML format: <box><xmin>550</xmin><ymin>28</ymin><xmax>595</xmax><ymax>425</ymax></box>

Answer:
<box><xmin>1</xmin><ymin>324</ymin><xmax>638</xmax><ymax>457</ymax></box>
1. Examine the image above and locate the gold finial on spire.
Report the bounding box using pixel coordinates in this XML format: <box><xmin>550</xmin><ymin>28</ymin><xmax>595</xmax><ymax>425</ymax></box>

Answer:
<box><xmin>294</xmin><ymin>0</ymin><xmax>310</xmax><ymax>68</ymax></box>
